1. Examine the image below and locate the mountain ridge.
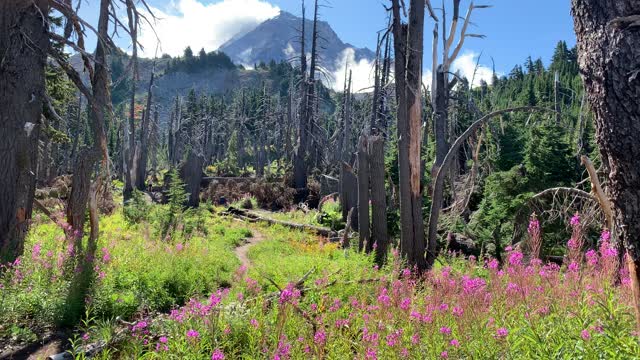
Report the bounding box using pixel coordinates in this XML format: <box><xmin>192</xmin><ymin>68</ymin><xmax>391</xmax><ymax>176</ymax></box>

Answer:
<box><xmin>218</xmin><ymin>10</ymin><xmax>375</xmax><ymax>71</ymax></box>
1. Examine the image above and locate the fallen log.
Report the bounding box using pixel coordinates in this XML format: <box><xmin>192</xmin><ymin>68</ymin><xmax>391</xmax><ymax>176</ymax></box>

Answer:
<box><xmin>201</xmin><ymin>177</ymin><xmax>282</xmax><ymax>187</ymax></box>
<box><xmin>224</xmin><ymin>207</ymin><xmax>337</xmax><ymax>238</ymax></box>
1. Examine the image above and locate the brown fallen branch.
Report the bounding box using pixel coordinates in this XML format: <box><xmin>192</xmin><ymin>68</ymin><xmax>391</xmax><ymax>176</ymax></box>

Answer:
<box><xmin>581</xmin><ymin>155</ymin><xmax>614</xmax><ymax>233</ymax></box>
<box><xmin>224</xmin><ymin>207</ymin><xmax>337</xmax><ymax>238</ymax></box>
<box><xmin>33</xmin><ymin>199</ymin><xmax>57</xmax><ymax>224</ymax></box>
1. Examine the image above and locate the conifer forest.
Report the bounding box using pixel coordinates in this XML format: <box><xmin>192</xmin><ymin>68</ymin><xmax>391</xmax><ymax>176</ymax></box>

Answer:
<box><xmin>1</xmin><ymin>0</ymin><xmax>640</xmax><ymax>358</ymax></box>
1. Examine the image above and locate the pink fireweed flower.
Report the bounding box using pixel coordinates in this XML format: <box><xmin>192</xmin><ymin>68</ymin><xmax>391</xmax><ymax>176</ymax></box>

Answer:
<box><xmin>402</xmin><ymin>268</ymin><xmax>411</xmax><ymax>277</ymax></box>
<box><xmin>400</xmin><ymin>297</ymin><xmax>411</xmax><ymax>310</ymax></box>
<box><xmin>175</xmin><ymin>243</ymin><xmax>184</xmax><ymax>251</ymax></box>
<box><xmin>132</xmin><ymin>321</ymin><xmax>148</xmax><ymax>331</ymax></box>
<box><xmin>508</xmin><ymin>251</ymin><xmax>524</xmax><ymax>266</ymax></box>
<box><xmin>411</xmin><ymin>333</ymin><xmax>420</xmax><ymax>344</ymax></box>
<box><xmin>528</xmin><ymin>213</ymin><xmax>542</xmax><ymax>258</ymax></box>
<box><xmin>439</xmin><ymin>327</ymin><xmax>451</xmax><ymax>335</ymax></box>
<box><xmin>32</xmin><ymin>243</ymin><xmax>42</xmax><ymax>259</ymax></box>
<box><xmin>570</xmin><ymin>212</ymin><xmax>581</xmax><ymax>226</ymax></box>
<box><xmin>441</xmin><ymin>351</ymin><xmax>449</xmax><ymax>358</ymax></box>
<box><xmin>314</xmin><ymin>330</ymin><xmax>326</xmax><ymax>345</ymax></box>
<box><xmin>279</xmin><ymin>283</ymin><xmax>301</xmax><ymax>305</ymax></box>
<box><xmin>186</xmin><ymin>329</ymin><xmax>199</xmax><ymax>338</ymax></box>
<box><xmin>586</xmin><ymin>249</ymin><xmax>598</xmax><ymax>266</ymax></box>
<box><xmin>439</xmin><ymin>303</ymin><xmax>449</xmax><ymax>312</ymax></box>
<box><xmin>82</xmin><ymin>333</ymin><xmax>90</xmax><ymax>341</ymax></box>
<box><xmin>101</xmin><ymin>248</ymin><xmax>111</xmax><ymax>263</ymax></box>
<box><xmin>159</xmin><ymin>336</ymin><xmax>168</xmax><ymax>343</ymax></box>
<box><xmin>452</xmin><ymin>306</ymin><xmax>464</xmax><ymax>317</ymax></box>
<box><xmin>365</xmin><ymin>348</ymin><xmax>377</xmax><ymax>360</ymax></box>
<box><xmin>487</xmin><ymin>258</ymin><xmax>499</xmax><ymax>270</ymax></box>
<box><xmin>581</xmin><ymin>329</ymin><xmax>591</xmax><ymax>341</ymax></box>
<box><xmin>211</xmin><ymin>349</ymin><xmax>225</xmax><ymax>360</ymax></box>
<box><xmin>377</xmin><ymin>288</ymin><xmax>391</xmax><ymax>307</ymax></box>
<box><xmin>462</xmin><ymin>276</ymin><xmax>486</xmax><ymax>294</ymax></box>
<box><xmin>450</xmin><ymin>339</ymin><xmax>460</xmax><ymax>347</ymax></box>
<box><xmin>496</xmin><ymin>328</ymin><xmax>508</xmax><ymax>338</ymax></box>
<box><xmin>250</xmin><ymin>319</ymin><xmax>259</xmax><ymax>328</ymax></box>
<box><xmin>568</xmin><ymin>261</ymin><xmax>580</xmax><ymax>272</ymax></box>
<box><xmin>567</xmin><ymin>238</ymin><xmax>579</xmax><ymax>250</ymax></box>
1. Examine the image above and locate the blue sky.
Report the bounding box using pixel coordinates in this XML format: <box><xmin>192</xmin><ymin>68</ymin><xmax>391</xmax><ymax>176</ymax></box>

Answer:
<box><xmin>266</xmin><ymin>0</ymin><xmax>576</xmax><ymax>72</ymax></box>
<box><xmin>77</xmin><ymin>0</ymin><xmax>576</xmax><ymax>87</ymax></box>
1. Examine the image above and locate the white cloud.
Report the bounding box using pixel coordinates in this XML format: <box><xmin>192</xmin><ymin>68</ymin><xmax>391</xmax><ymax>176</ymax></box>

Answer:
<box><xmin>137</xmin><ymin>0</ymin><xmax>280</xmax><ymax>57</ymax></box>
<box><xmin>329</xmin><ymin>48</ymin><xmax>376</xmax><ymax>93</ymax></box>
<box><xmin>450</xmin><ymin>51</ymin><xmax>496</xmax><ymax>88</ymax></box>
<box><xmin>283</xmin><ymin>42</ymin><xmax>296</xmax><ymax>60</ymax></box>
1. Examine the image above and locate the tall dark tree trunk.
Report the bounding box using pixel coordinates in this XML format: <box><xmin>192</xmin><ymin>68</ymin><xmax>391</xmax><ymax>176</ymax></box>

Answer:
<box><xmin>340</xmin><ymin>162</ymin><xmax>358</xmax><ymax>231</ymax></box>
<box><xmin>124</xmin><ymin>0</ymin><xmax>139</xmax><ymax>201</ymax></box>
<box><xmin>0</xmin><ymin>0</ymin><xmax>49</xmax><ymax>264</ymax></box>
<box><xmin>391</xmin><ymin>0</ymin><xmax>427</xmax><ymax>270</ymax></box>
<box><xmin>369</xmin><ymin>135</ymin><xmax>388</xmax><ymax>264</ymax></box>
<box><xmin>571</xmin><ymin>0</ymin><xmax>640</xmax><ymax>332</ymax></box>
<box><xmin>179</xmin><ymin>151</ymin><xmax>204</xmax><ymax>208</ymax></box>
<box><xmin>135</xmin><ymin>63</ymin><xmax>155</xmax><ymax>191</ymax></box>
<box><xmin>293</xmin><ymin>0</ymin><xmax>319</xmax><ymax>194</ymax></box>
<box><xmin>357</xmin><ymin>135</ymin><xmax>370</xmax><ymax>249</ymax></box>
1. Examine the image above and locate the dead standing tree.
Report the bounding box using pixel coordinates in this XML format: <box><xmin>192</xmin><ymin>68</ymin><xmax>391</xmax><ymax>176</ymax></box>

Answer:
<box><xmin>390</xmin><ymin>0</ymin><xmax>427</xmax><ymax>270</ymax></box>
<box><xmin>293</xmin><ymin>0</ymin><xmax>321</xmax><ymax>202</ymax></box>
<box><xmin>135</xmin><ymin>60</ymin><xmax>156</xmax><ymax>191</ymax></box>
<box><xmin>0</xmin><ymin>0</ymin><xmax>50</xmax><ymax>264</ymax></box>
<box><xmin>571</xmin><ymin>0</ymin><xmax>640</xmax><ymax>332</ymax></box>
<box><xmin>425</xmin><ymin>0</ymin><xmax>488</xmax><ymax>267</ymax></box>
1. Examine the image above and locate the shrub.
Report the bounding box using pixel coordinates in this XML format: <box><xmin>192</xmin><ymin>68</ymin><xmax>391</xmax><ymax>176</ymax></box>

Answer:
<box><xmin>123</xmin><ymin>189</ymin><xmax>151</xmax><ymax>224</ymax></box>
<box><xmin>250</xmin><ymin>180</ymin><xmax>296</xmax><ymax>211</ymax></box>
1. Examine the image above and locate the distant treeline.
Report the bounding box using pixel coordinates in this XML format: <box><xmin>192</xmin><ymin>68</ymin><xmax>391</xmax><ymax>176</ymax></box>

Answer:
<box><xmin>165</xmin><ymin>46</ymin><xmax>236</xmax><ymax>74</ymax></box>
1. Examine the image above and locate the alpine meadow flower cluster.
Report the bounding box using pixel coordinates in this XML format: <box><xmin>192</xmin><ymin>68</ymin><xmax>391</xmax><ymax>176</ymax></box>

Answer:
<box><xmin>98</xmin><ymin>221</ymin><xmax>638</xmax><ymax>359</ymax></box>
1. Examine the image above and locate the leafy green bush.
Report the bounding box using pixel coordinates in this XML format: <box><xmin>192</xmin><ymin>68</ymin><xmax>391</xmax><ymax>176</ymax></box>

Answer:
<box><xmin>123</xmin><ymin>189</ymin><xmax>151</xmax><ymax>224</ymax></box>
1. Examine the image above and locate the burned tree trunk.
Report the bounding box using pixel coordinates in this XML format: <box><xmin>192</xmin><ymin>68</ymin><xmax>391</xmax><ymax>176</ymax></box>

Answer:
<box><xmin>369</xmin><ymin>135</ymin><xmax>388</xmax><ymax>263</ymax></box>
<box><xmin>0</xmin><ymin>0</ymin><xmax>49</xmax><ymax>263</ymax></box>
<box><xmin>571</xmin><ymin>0</ymin><xmax>640</xmax><ymax>332</ymax></box>
<box><xmin>123</xmin><ymin>0</ymin><xmax>139</xmax><ymax>201</ymax></box>
<box><xmin>179</xmin><ymin>151</ymin><xmax>204</xmax><ymax>208</ymax></box>
<box><xmin>135</xmin><ymin>62</ymin><xmax>156</xmax><ymax>191</ymax></box>
<box><xmin>292</xmin><ymin>0</ymin><xmax>309</xmax><ymax>191</ymax></box>
<box><xmin>340</xmin><ymin>162</ymin><xmax>358</xmax><ymax>230</ymax></box>
<box><xmin>391</xmin><ymin>0</ymin><xmax>427</xmax><ymax>270</ymax></box>
<box><xmin>357</xmin><ymin>135</ymin><xmax>370</xmax><ymax>250</ymax></box>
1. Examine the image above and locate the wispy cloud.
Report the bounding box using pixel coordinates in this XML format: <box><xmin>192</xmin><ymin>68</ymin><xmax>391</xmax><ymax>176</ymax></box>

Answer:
<box><xmin>329</xmin><ymin>48</ymin><xmax>376</xmax><ymax>93</ymax></box>
<box><xmin>137</xmin><ymin>0</ymin><xmax>280</xmax><ymax>57</ymax></box>
<box><xmin>450</xmin><ymin>51</ymin><xmax>496</xmax><ymax>87</ymax></box>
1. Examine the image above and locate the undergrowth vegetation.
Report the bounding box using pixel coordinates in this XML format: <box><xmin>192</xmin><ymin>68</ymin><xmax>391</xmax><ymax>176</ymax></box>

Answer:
<box><xmin>2</xmin><ymin>197</ymin><xmax>638</xmax><ymax>359</ymax></box>
<box><xmin>76</xmin><ymin>231</ymin><xmax>638</xmax><ymax>359</ymax></box>
<box><xmin>0</xmin><ymin>202</ymin><xmax>247</xmax><ymax>343</ymax></box>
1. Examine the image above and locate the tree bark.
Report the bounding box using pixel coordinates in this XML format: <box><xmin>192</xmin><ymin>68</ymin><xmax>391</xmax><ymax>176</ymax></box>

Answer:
<box><xmin>571</xmin><ymin>0</ymin><xmax>640</xmax><ymax>333</ymax></box>
<box><xmin>391</xmin><ymin>0</ymin><xmax>427</xmax><ymax>270</ymax></box>
<box><xmin>179</xmin><ymin>150</ymin><xmax>204</xmax><ymax>208</ymax></box>
<box><xmin>357</xmin><ymin>135</ymin><xmax>370</xmax><ymax>250</ymax></box>
<box><xmin>135</xmin><ymin>62</ymin><xmax>155</xmax><ymax>191</ymax></box>
<box><xmin>0</xmin><ymin>0</ymin><xmax>49</xmax><ymax>263</ymax></box>
<box><xmin>369</xmin><ymin>135</ymin><xmax>388</xmax><ymax>264</ymax></box>
<box><xmin>340</xmin><ymin>162</ymin><xmax>358</xmax><ymax>230</ymax></box>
